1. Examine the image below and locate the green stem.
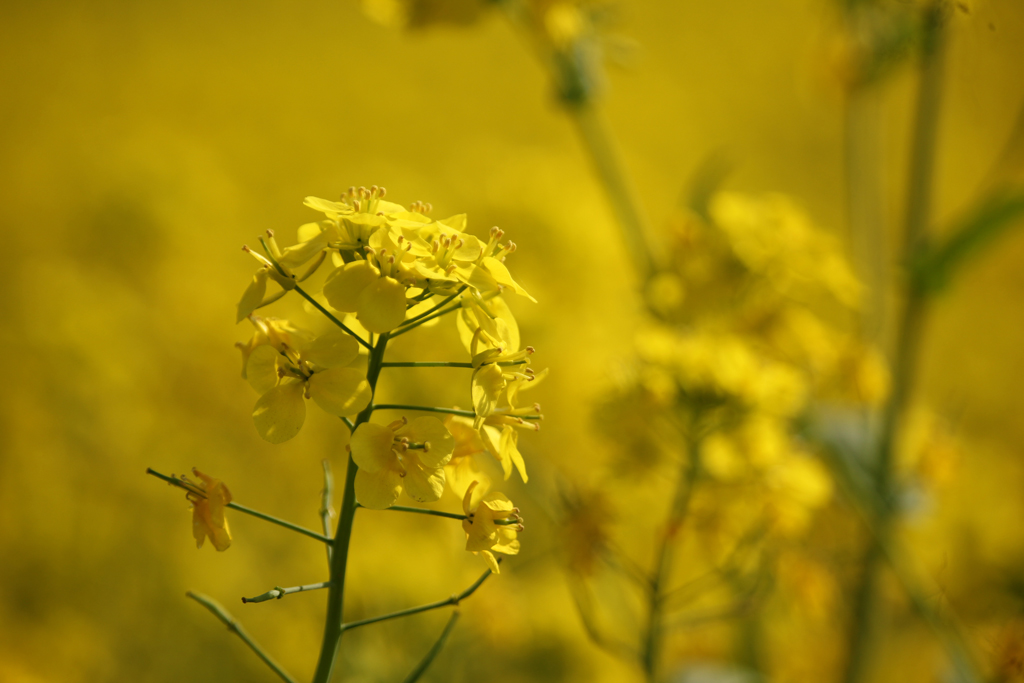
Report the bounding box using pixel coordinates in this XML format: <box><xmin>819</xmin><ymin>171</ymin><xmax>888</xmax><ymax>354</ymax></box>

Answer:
<box><xmin>843</xmin><ymin>6</ymin><xmax>945</xmax><ymax>683</ymax></box>
<box><xmin>399</xmin><ymin>287</ymin><xmax>465</xmax><ymax>329</ymax></box>
<box><xmin>359</xmin><ymin>504</ymin><xmax>521</xmax><ymax>526</ymax></box>
<box><xmin>311</xmin><ymin>332</ymin><xmax>390</xmax><ymax>683</ymax></box>
<box><xmin>401</xmin><ymin>612</ymin><xmax>461</xmax><ymax>683</ymax></box>
<box><xmin>293</xmin><ymin>286</ymin><xmax>371</xmax><ymax>350</ymax></box>
<box><xmin>372</xmin><ymin>404</ymin><xmax>541</xmax><ymax>421</ymax></box>
<box><xmin>642</xmin><ymin>436</ymin><xmax>702</xmax><ymax>682</ymax></box>
<box><xmin>146</xmin><ymin>468</ymin><xmax>332</xmax><ymax>544</ymax></box>
<box><xmin>389</xmin><ymin>302</ymin><xmax>462</xmax><ymax>338</ymax></box>
<box><xmin>340</xmin><ymin>565</ymin><xmax>495</xmax><ymax>632</ymax></box>
<box><xmin>320</xmin><ymin>460</ymin><xmax>334</xmax><ymax>565</ymax></box>
<box><xmin>186</xmin><ymin>591</ymin><xmax>298</xmax><ymax>683</ymax></box>
<box><xmin>381</xmin><ymin>361</ymin><xmax>527</xmax><ymax>368</ymax></box>
<box><xmin>568</xmin><ymin>102</ymin><xmax>657</xmax><ymax>280</ymax></box>
<box><xmin>243</xmin><ymin>581</ymin><xmax>332</xmax><ymax>604</ymax></box>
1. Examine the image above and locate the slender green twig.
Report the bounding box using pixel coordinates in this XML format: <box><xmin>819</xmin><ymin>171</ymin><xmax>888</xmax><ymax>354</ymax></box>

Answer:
<box><xmin>320</xmin><ymin>460</ymin><xmax>334</xmax><ymax>564</ymax></box>
<box><xmin>186</xmin><ymin>591</ymin><xmax>298</xmax><ymax>683</ymax></box>
<box><xmin>311</xmin><ymin>332</ymin><xmax>391</xmax><ymax>683</ymax></box>
<box><xmin>146</xmin><ymin>468</ymin><xmax>333</xmax><ymax>544</ymax></box>
<box><xmin>844</xmin><ymin>6</ymin><xmax>947</xmax><ymax>682</ymax></box>
<box><xmin>357</xmin><ymin>504</ymin><xmax>521</xmax><ymax>525</ymax></box>
<box><xmin>642</xmin><ymin>435</ymin><xmax>702</xmax><ymax>682</ymax></box>
<box><xmin>243</xmin><ymin>582</ymin><xmax>332</xmax><ymax>604</ymax></box>
<box><xmin>292</xmin><ymin>286</ymin><xmax>371</xmax><ymax>350</ymax></box>
<box><xmin>255</xmin><ymin>235</ymin><xmax>371</xmax><ymax>350</ymax></box>
<box><xmin>401</xmin><ymin>612</ymin><xmax>461</xmax><ymax>683</ymax></box>
<box><xmin>389</xmin><ymin>302</ymin><xmax>462</xmax><ymax>338</ymax></box>
<box><xmin>372</xmin><ymin>404</ymin><xmax>541</xmax><ymax>421</ymax></box>
<box><xmin>341</xmin><ymin>416</ymin><xmax>355</xmax><ymax>431</ymax></box>
<box><xmin>381</xmin><ymin>360</ymin><xmax>528</xmax><ymax>368</ymax></box>
<box><xmin>398</xmin><ymin>287</ymin><xmax>465</xmax><ymax>329</ymax></box>
<box><xmin>340</xmin><ymin>565</ymin><xmax>496</xmax><ymax>632</ymax></box>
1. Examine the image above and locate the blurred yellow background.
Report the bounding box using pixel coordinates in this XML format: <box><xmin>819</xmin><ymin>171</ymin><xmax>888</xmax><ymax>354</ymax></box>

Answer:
<box><xmin>2</xmin><ymin>1</ymin><xmax>1024</xmax><ymax>682</ymax></box>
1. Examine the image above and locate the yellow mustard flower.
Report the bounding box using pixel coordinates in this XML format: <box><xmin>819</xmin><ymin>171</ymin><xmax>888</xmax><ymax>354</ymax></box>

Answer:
<box><xmin>243</xmin><ymin>326</ymin><xmax>371</xmax><ymax>443</ymax></box>
<box><xmin>443</xmin><ymin>415</ymin><xmax>493</xmax><ymax>500</ymax></box>
<box><xmin>471</xmin><ymin>361</ymin><xmax>545</xmax><ymax>483</ymax></box>
<box><xmin>461</xmin><ymin>481</ymin><xmax>522</xmax><ymax>574</ymax></box>
<box><xmin>351</xmin><ymin>416</ymin><xmax>455</xmax><ymax>509</ymax></box>
<box><xmin>181</xmin><ymin>468</ymin><xmax>233</xmax><ymax>552</ymax></box>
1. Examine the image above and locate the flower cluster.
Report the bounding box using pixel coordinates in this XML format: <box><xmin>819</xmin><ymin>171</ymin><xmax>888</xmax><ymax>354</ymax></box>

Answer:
<box><xmin>233</xmin><ymin>186</ymin><xmax>543</xmax><ymax>569</ymax></box>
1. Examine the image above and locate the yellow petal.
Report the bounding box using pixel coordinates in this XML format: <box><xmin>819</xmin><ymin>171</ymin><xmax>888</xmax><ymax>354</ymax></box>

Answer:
<box><xmin>400</xmin><ymin>417</ymin><xmax>455</xmax><ymax>467</ymax></box>
<box><xmin>302</xmin><ymin>331</ymin><xmax>360</xmax><ymax>369</ymax></box>
<box><xmin>253</xmin><ymin>380</ymin><xmax>306</xmax><ymax>443</ymax></box>
<box><xmin>245</xmin><ymin>344</ymin><xmax>281</xmax><ymax>394</ymax></box>
<box><xmin>296</xmin><ymin>221</ymin><xmax>323</xmax><ymax>243</ymax></box>
<box><xmin>480</xmin><ymin>425</ymin><xmax>509</xmax><ymax>479</ymax></box>
<box><xmin>482</xmin><ymin>256</ymin><xmax>536</xmax><ymax>302</ymax></box>
<box><xmin>356</xmin><ymin>276</ymin><xmax>407</xmax><ymax>333</ymax></box>
<box><xmin>438</xmin><ymin>213</ymin><xmax>467</xmax><ymax>232</ymax></box>
<box><xmin>472</xmin><ymin>364</ymin><xmax>505</xmax><ymax>422</ymax></box>
<box><xmin>355</xmin><ymin>468</ymin><xmax>403</xmax><ymax>509</ymax></box>
<box><xmin>478</xmin><ymin>550</ymin><xmax>500</xmax><ymax>574</ymax></box>
<box><xmin>402</xmin><ymin>460</ymin><xmax>445</xmax><ymax>503</ymax></box>
<box><xmin>482</xmin><ymin>491</ymin><xmax>515</xmax><ymax>514</ymax></box>
<box><xmin>237</xmin><ymin>269</ymin><xmax>269</xmax><ymax>323</ymax></box>
<box><xmin>278</xmin><ymin>230</ymin><xmax>331</xmax><ymax>269</ymax></box>
<box><xmin>307</xmin><ymin>367</ymin><xmax>372</xmax><ymax>417</ymax></box>
<box><xmin>500</xmin><ymin>426</ymin><xmax>528</xmax><ymax>483</ymax></box>
<box><xmin>351</xmin><ymin>422</ymin><xmax>398</xmax><ymax>473</ymax></box>
<box><xmin>462</xmin><ymin>480</ymin><xmax>479</xmax><ymax>516</ymax></box>
<box><xmin>323</xmin><ymin>260</ymin><xmax>377</xmax><ymax>312</ymax></box>
<box><xmin>305</xmin><ymin>196</ymin><xmax>353</xmax><ymax>218</ymax></box>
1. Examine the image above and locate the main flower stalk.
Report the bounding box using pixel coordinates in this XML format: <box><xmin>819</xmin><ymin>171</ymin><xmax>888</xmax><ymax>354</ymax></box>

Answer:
<box><xmin>312</xmin><ymin>332</ymin><xmax>390</xmax><ymax>683</ymax></box>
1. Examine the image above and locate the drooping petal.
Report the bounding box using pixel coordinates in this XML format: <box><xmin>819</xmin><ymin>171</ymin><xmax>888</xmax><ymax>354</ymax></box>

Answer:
<box><xmin>237</xmin><ymin>269</ymin><xmax>269</xmax><ymax>323</ymax></box>
<box><xmin>355</xmin><ymin>468</ymin><xmax>403</xmax><ymax>509</ymax></box>
<box><xmin>253</xmin><ymin>380</ymin><xmax>307</xmax><ymax>443</ymax></box>
<box><xmin>296</xmin><ymin>221</ymin><xmax>323</xmax><ymax>243</ymax></box>
<box><xmin>307</xmin><ymin>367</ymin><xmax>372</xmax><ymax>417</ymax></box>
<box><xmin>500</xmin><ymin>425</ymin><xmax>528</xmax><ymax>483</ymax></box>
<box><xmin>350</xmin><ymin>423</ymin><xmax>399</xmax><ymax>473</ymax></box>
<box><xmin>323</xmin><ymin>260</ymin><xmax>378</xmax><ymax>312</ymax></box>
<box><xmin>480</xmin><ymin>425</ymin><xmax>509</xmax><ymax>479</ymax></box>
<box><xmin>472</xmin><ymin>364</ymin><xmax>505</xmax><ymax>424</ymax></box>
<box><xmin>245</xmin><ymin>344</ymin><xmax>281</xmax><ymax>394</ymax></box>
<box><xmin>478</xmin><ymin>550</ymin><xmax>501</xmax><ymax>574</ymax></box>
<box><xmin>357</xmin><ymin>276</ymin><xmax>407</xmax><ymax>333</ymax></box>
<box><xmin>482</xmin><ymin>256</ymin><xmax>536</xmax><ymax>302</ymax></box>
<box><xmin>462</xmin><ymin>480</ymin><xmax>479</xmax><ymax>516</ymax></box>
<box><xmin>302</xmin><ymin>331</ymin><xmax>360</xmax><ymax>369</ymax></box>
<box><xmin>402</xmin><ymin>459</ymin><xmax>445</xmax><ymax>503</ymax></box>
<box><xmin>278</xmin><ymin>229</ymin><xmax>331</xmax><ymax>269</ymax></box>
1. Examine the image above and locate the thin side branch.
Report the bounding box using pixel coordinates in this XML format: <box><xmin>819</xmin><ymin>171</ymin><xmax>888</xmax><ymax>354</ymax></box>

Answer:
<box><xmin>341</xmin><ymin>564</ymin><xmax>497</xmax><ymax>632</ymax></box>
<box><xmin>401</xmin><ymin>611</ymin><xmax>461</xmax><ymax>683</ymax></box>
<box><xmin>147</xmin><ymin>468</ymin><xmax>333</xmax><ymax>545</ymax></box>
<box><xmin>243</xmin><ymin>582</ymin><xmax>332</xmax><ymax>604</ymax></box>
<box><xmin>186</xmin><ymin>591</ymin><xmax>298</xmax><ymax>683</ymax></box>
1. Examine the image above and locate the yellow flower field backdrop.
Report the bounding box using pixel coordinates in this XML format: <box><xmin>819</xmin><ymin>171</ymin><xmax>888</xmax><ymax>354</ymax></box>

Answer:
<box><xmin>2</xmin><ymin>1</ymin><xmax>1024</xmax><ymax>682</ymax></box>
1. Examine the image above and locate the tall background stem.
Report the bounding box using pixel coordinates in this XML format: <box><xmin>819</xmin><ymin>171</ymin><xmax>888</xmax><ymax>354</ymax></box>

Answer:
<box><xmin>843</xmin><ymin>5</ymin><xmax>945</xmax><ymax>681</ymax></box>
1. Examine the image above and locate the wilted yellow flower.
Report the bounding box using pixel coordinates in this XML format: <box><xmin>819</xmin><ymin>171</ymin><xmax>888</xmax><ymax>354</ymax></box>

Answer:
<box><xmin>182</xmin><ymin>468</ymin><xmax>233</xmax><ymax>552</ymax></box>
<box><xmin>462</xmin><ymin>481</ymin><xmax>521</xmax><ymax>573</ymax></box>
<box><xmin>351</xmin><ymin>416</ymin><xmax>455</xmax><ymax>509</ymax></box>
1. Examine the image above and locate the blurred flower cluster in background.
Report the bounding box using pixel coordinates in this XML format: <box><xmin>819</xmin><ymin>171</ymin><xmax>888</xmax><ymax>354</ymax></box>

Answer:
<box><xmin>3</xmin><ymin>0</ymin><xmax>1024</xmax><ymax>682</ymax></box>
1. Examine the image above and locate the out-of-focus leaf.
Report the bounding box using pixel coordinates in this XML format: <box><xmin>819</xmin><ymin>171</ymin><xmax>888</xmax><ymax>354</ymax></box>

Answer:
<box><xmin>913</xmin><ymin>189</ymin><xmax>1024</xmax><ymax>293</ymax></box>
